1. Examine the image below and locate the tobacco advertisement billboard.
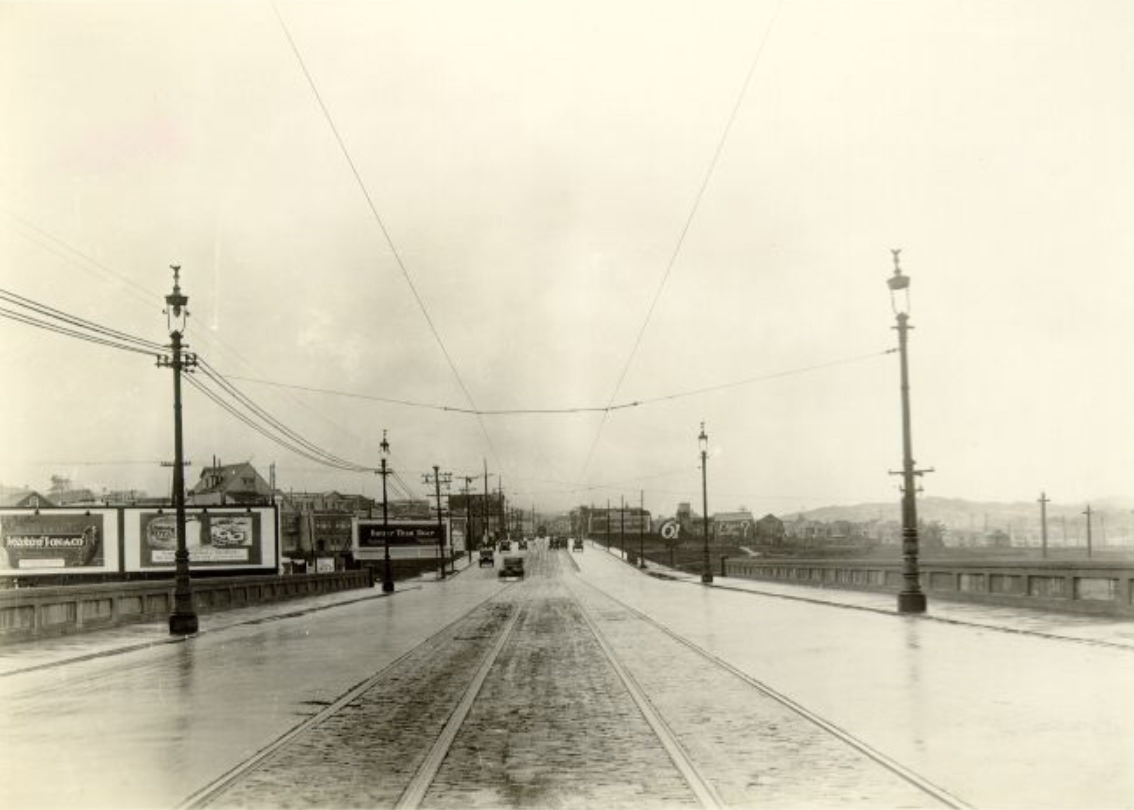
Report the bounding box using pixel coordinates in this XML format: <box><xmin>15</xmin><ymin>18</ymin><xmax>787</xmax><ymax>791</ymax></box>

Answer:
<box><xmin>0</xmin><ymin>509</ymin><xmax>120</xmax><ymax>575</ymax></box>
<box><xmin>124</xmin><ymin>507</ymin><xmax>278</xmax><ymax>572</ymax></box>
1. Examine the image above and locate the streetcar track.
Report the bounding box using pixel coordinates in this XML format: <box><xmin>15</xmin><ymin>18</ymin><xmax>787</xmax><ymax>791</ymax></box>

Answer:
<box><xmin>571</xmin><ymin>572</ymin><xmax>972</xmax><ymax>810</ymax></box>
<box><xmin>394</xmin><ymin>603</ymin><xmax>524</xmax><ymax>809</ymax></box>
<box><xmin>574</xmin><ymin>587</ymin><xmax>724</xmax><ymax>809</ymax></box>
<box><xmin>179</xmin><ymin>584</ymin><xmax>520</xmax><ymax>809</ymax></box>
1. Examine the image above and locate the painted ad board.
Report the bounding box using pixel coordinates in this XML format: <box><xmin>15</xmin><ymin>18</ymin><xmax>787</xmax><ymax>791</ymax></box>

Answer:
<box><xmin>0</xmin><ymin>509</ymin><xmax>120</xmax><ymax>575</ymax></box>
<box><xmin>354</xmin><ymin>520</ymin><xmax>448</xmax><ymax>560</ymax></box>
<box><xmin>123</xmin><ymin>507</ymin><xmax>278</xmax><ymax>572</ymax></box>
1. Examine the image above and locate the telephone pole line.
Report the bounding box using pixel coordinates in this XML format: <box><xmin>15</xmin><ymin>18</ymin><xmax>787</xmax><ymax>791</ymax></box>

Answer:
<box><xmin>1038</xmin><ymin>491</ymin><xmax>1050</xmax><ymax>559</ymax></box>
<box><xmin>423</xmin><ymin>466</ymin><xmax>452</xmax><ymax>578</ymax></box>
<box><xmin>1083</xmin><ymin>504</ymin><xmax>1094</xmax><ymax>559</ymax></box>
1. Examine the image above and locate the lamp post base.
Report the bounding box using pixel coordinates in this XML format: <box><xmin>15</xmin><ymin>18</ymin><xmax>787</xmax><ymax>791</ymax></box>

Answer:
<box><xmin>897</xmin><ymin>591</ymin><xmax>927</xmax><ymax>614</ymax></box>
<box><xmin>169</xmin><ymin>611</ymin><xmax>199</xmax><ymax>636</ymax></box>
<box><xmin>701</xmin><ymin>572</ymin><xmax>714</xmax><ymax>584</ymax></box>
<box><xmin>382</xmin><ymin>580</ymin><xmax>395</xmax><ymax>593</ymax></box>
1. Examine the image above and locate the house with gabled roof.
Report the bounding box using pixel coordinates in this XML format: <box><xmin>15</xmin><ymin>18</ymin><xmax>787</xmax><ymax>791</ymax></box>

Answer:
<box><xmin>187</xmin><ymin>461</ymin><xmax>272</xmax><ymax>506</ymax></box>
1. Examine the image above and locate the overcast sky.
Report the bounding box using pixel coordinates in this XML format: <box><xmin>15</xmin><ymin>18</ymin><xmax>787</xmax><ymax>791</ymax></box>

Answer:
<box><xmin>2</xmin><ymin>0</ymin><xmax>1132</xmax><ymax>519</ymax></box>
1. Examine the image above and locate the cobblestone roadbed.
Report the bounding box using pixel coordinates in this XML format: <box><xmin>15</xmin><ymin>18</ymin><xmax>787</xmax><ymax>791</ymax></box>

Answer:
<box><xmin>193</xmin><ymin>545</ymin><xmax>964</xmax><ymax>809</ymax></box>
<box><xmin>565</xmin><ymin>575</ymin><xmax>957</xmax><ymax>809</ymax></box>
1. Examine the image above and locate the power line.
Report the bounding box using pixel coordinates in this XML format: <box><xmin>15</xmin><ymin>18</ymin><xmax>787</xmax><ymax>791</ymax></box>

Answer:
<box><xmin>196</xmin><ymin>359</ymin><xmax>370</xmax><ymax>472</ymax></box>
<box><xmin>185</xmin><ymin>375</ymin><xmax>371</xmax><ymax>472</ymax></box>
<box><xmin>0</xmin><ymin>288</ymin><xmax>165</xmax><ymax>352</ymax></box>
<box><xmin>0</xmin><ymin>288</ymin><xmax>375</xmax><ymax>475</ymax></box>
<box><xmin>0</xmin><ymin>306</ymin><xmax>163</xmax><ymax>358</ymax></box>
<box><xmin>580</xmin><ymin>0</ymin><xmax>786</xmax><ymax>476</ymax></box>
<box><xmin>0</xmin><ymin>207</ymin><xmax>163</xmax><ymax>307</ymax></box>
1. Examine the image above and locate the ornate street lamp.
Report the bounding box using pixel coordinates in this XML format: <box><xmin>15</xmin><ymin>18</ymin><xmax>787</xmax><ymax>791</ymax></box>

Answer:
<box><xmin>699</xmin><ymin>422</ymin><xmax>713</xmax><ymax>584</ymax></box>
<box><xmin>161</xmin><ymin>265</ymin><xmax>198</xmax><ymax>635</ymax></box>
<box><xmin>888</xmin><ymin>249</ymin><xmax>928</xmax><ymax>613</ymax></box>
<box><xmin>379</xmin><ymin>430</ymin><xmax>394</xmax><ymax>593</ymax></box>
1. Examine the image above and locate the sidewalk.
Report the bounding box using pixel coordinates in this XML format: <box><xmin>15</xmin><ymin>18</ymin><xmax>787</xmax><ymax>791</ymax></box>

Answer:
<box><xmin>591</xmin><ymin>540</ymin><xmax>1134</xmax><ymax>650</ymax></box>
<box><xmin>0</xmin><ymin>555</ymin><xmax>476</xmax><ymax>677</ymax></box>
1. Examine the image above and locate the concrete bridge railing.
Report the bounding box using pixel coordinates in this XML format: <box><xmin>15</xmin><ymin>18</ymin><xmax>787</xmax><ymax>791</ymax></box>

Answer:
<box><xmin>723</xmin><ymin>557</ymin><xmax>1134</xmax><ymax>616</ymax></box>
<box><xmin>0</xmin><ymin>570</ymin><xmax>374</xmax><ymax>642</ymax></box>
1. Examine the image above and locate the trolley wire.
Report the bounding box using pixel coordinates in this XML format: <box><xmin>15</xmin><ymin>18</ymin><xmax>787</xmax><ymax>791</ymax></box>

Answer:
<box><xmin>270</xmin><ymin>2</ymin><xmax>500</xmax><ymax>468</ymax></box>
<box><xmin>580</xmin><ymin>0</ymin><xmax>786</xmax><ymax>476</ymax></box>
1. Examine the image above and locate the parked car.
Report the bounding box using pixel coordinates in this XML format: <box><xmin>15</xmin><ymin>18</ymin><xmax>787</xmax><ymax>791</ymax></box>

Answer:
<box><xmin>478</xmin><ymin>547</ymin><xmax>495</xmax><ymax>567</ymax></box>
<box><xmin>572</xmin><ymin>538</ymin><xmax>584</xmax><ymax>552</ymax></box>
<box><xmin>499</xmin><ymin>556</ymin><xmax>524</xmax><ymax>578</ymax></box>
<box><xmin>499</xmin><ymin>539</ymin><xmax>511</xmax><ymax>552</ymax></box>
<box><xmin>518</xmin><ymin>538</ymin><xmax>528</xmax><ymax>550</ymax></box>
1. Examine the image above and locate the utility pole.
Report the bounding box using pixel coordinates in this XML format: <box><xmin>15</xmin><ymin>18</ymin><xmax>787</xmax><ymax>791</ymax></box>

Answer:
<box><xmin>461</xmin><ymin>476</ymin><xmax>473</xmax><ymax>558</ymax></box>
<box><xmin>159</xmin><ymin>266</ymin><xmax>199</xmax><ymax>636</ymax></box>
<box><xmin>606</xmin><ymin>498</ymin><xmax>611</xmax><ymax>549</ymax></box>
<box><xmin>1084</xmin><ymin>505</ymin><xmax>1094</xmax><ymax>558</ymax></box>
<box><xmin>498</xmin><ymin>478</ymin><xmax>505</xmax><ymax>541</ymax></box>
<box><xmin>423</xmin><ymin>466</ymin><xmax>452</xmax><ymax>578</ymax></box>
<box><xmin>379</xmin><ymin>431</ymin><xmax>393</xmax><ymax>592</ymax></box>
<box><xmin>620</xmin><ymin>495</ymin><xmax>626</xmax><ymax>561</ymax></box>
<box><xmin>483</xmin><ymin>459</ymin><xmax>490</xmax><ymax>547</ymax></box>
<box><xmin>1038</xmin><ymin>491</ymin><xmax>1050</xmax><ymax>559</ymax></box>
<box><xmin>638</xmin><ymin>490</ymin><xmax>646</xmax><ymax>568</ymax></box>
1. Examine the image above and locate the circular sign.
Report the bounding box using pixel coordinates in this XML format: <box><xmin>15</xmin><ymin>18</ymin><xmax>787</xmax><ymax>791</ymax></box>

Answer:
<box><xmin>659</xmin><ymin>519</ymin><xmax>680</xmax><ymax>541</ymax></box>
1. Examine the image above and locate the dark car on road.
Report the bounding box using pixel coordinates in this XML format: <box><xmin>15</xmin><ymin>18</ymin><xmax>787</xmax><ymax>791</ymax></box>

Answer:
<box><xmin>499</xmin><ymin>539</ymin><xmax>511</xmax><ymax>552</ymax></box>
<box><xmin>499</xmin><ymin>556</ymin><xmax>524</xmax><ymax>578</ymax></box>
<box><xmin>478</xmin><ymin>547</ymin><xmax>495</xmax><ymax>567</ymax></box>
<box><xmin>518</xmin><ymin>538</ymin><xmax>528</xmax><ymax>550</ymax></box>
<box><xmin>572</xmin><ymin>538</ymin><xmax>584</xmax><ymax>552</ymax></box>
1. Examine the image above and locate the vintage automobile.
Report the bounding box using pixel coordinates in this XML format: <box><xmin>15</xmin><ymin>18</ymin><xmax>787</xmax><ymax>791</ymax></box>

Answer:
<box><xmin>499</xmin><ymin>539</ymin><xmax>511</xmax><ymax>552</ymax></box>
<box><xmin>499</xmin><ymin>555</ymin><xmax>524</xmax><ymax>578</ymax></box>
<box><xmin>478</xmin><ymin>547</ymin><xmax>495</xmax><ymax>567</ymax></box>
<box><xmin>517</xmin><ymin>538</ymin><xmax>528</xmax><ymax>550</ymax></box>
<box><xmin>572</xmin><ymin>538</ymin><xmax>584</xmax><ymax>552</ymax></box>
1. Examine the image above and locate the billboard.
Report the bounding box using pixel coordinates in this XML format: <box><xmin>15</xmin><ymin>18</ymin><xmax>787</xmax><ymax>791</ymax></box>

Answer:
<box><xmin>354</xmin><ymin>520</ymin><xmax>448</xmax><ymax>560</ymax></box>
<box><xmin>124</xmin><ymin>507</ymin><xmax>278</xmax><ymax>572</ymax></box>
<box><xmin>0</xmin><ymin>509</ymin><xmax>120</xmax><ymax>575</ymax></box>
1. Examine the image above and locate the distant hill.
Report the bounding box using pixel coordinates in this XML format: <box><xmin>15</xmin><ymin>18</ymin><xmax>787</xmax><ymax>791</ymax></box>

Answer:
<box><xmin>784</xmin><ymin>496</ymin><xmax>1134</xmax><ymax>544</ymax></box>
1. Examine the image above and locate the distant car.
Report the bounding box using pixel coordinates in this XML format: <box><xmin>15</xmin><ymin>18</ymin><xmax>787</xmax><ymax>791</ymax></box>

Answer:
<box><xmin>518</xmin><ymin>539</ymin><xmax>528</xmax><ymax>550</ymax></box>
<box><xmin>478</xmin><ymin>547</ymin><xmax>495</xmax><ymax>567</ymax></box>
<box><xmin>572</xmin><ymin>538</ymin><xmax>584</xmax><ymax>551</ymax></box>
<box><xmin>499</xmin><ymin>540</ymin><xmax>511</xmax><ymax>552</ymax></box>
<box><xmin>499</xmin><ymin>556</ymin><xmax>524</xmax><ymax>578</ymax></box>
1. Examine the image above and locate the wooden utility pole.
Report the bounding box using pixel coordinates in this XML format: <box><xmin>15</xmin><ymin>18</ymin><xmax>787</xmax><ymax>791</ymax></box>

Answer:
<box><xmin>1038</xmin><ymin>491</ymin><xmax>1050</xmax><ymax>559</ymax></box>
<box><xmin>1084</xmin><ymin>505</ymin><xmax>1094</xmax><ymax>558</ymax></box>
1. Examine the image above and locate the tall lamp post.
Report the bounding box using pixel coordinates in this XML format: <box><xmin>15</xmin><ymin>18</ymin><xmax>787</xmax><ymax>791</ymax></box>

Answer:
<box><xmin>379</xmin><ymin>431</ymin><xmax>394</xmax><ymax>592</ymax></box>
<box><xmin>699</xmin><ymin>423</ymin><xmax>713</xmax><ymax>584</ymax></box>
<box><xmin>888</xmin><ymin>249</ymin><xmax>928</xmax><ymax>614</ymax></box>
<box><xmin>161</xmin><ymin>265</ymin><xmax>199</xmax><ymax>635</ymax></box>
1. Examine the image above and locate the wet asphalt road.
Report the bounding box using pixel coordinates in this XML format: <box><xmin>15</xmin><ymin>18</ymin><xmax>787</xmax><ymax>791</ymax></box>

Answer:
<box><xmin>1</xmin><ymin>539</ymin><xmax>1131</xmax><ymax>809</ymax></box>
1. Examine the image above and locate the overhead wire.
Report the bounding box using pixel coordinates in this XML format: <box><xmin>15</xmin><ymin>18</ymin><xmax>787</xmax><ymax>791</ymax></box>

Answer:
<box><xmin>579</xmin><ymin>0</ymin><xmax>786</xmax><ymax>477</ymax></box>
<box><xmin>221</xmin><ymin>348</ymin><xmax>891</xmax><ymax>416</ymax></box>
<box><xmin>0</xmin><ymin>207</ymin><xmax>163</xmax><ymax>309</ymax></box>
<box><xmin>270</xmin><ymin>3</ymin><xmax>500</xmax><ymax>469</ymax></box>
<box><xmin>196</xmin><ymin>358</ymin><xmax>372</xmax><ymax>472</ymax></box>
<box><xmin>185</xmin><ymin>375</ymin><xmax>370</xmax><ymax>472</ymax></box>
<box><xmin>0</xmin><ymin>288</ymin><xmax>165</xmax><ymax>352</ymax></box>
<box><xmin>0</xmin><ymin>287</ymin><xmax>377</xmax><ymax>475</ymax></box>
<box><xmin>0</xmin><ymin>306</ymin><xmax>164</xmax><ymax>358</ymax></box>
